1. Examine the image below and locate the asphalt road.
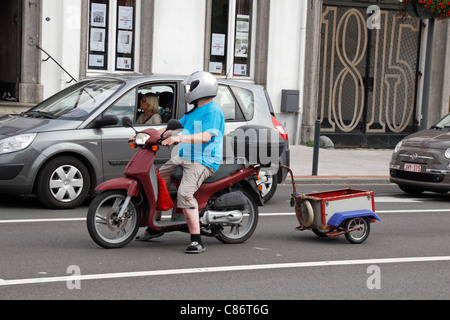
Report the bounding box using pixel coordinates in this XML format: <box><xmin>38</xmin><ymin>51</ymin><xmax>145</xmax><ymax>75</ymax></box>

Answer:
<box><xmin>0</xmin><ymin>183</ymin><xmax>449</xmax><ymax>304</ymax></box>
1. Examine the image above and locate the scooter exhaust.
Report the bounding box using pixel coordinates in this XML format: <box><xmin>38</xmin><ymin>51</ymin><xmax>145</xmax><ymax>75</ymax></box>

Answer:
<box><xmin>201</xmin><ymin>210</ymin><xmax>244</xmax><ymax>225</ymax></box>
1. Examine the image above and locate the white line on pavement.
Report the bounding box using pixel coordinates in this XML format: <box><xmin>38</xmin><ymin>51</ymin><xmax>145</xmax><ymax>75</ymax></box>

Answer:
<box><xmin>1</xmin><ymin>209</ymin><xmax>450</xmax><ymax>224</ymax></box>
<box><xmin>1</xmin><ymin>256</ymin><xmax>450</xmax><ymax>287</ymax></box>
<box><xmin>0</xmin><ymin>218</ymin><xmax>86</xmax><ymax>224</ymax></box>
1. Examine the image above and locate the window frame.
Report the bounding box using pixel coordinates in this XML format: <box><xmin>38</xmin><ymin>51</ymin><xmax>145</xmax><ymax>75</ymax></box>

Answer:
<box><xmin>86</xmin><ymin>0</ymin><xmax>141</xmax><ymax>74</ymax></box>
<box><xmin>208</xmin><ymin>0</ymin><xmax>257</xmax><ymax>80</ymax></box>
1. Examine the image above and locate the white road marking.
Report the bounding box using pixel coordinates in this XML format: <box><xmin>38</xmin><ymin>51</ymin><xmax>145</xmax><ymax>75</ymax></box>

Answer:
<box><xmin>1</xmin><ymin>208</ymin><xmax>450</xmax><ymax>224</ymax></box>
<box><xmin>1</xmin><ymin>256</ymin><xmax>449</xmax><ymax>287</ymax></box>
<box><xmin>0</xmin><ymin>218</ymin><xmax>86</xmax><ymax>224</ymax></box>
<box><xmin>375</xmin><ymin>196</ymin><xmax>425</xmax><ymax>203</ymax></box>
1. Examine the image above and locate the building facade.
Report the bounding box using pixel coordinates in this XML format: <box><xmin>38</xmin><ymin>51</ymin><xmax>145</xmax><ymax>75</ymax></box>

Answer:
<box><xmin>1</xmin><ymin>0</ymin><xmax>449</xmax><ymax>147</ymax></box>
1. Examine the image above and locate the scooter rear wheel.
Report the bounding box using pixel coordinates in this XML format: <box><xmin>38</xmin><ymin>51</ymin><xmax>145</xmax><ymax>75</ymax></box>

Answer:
<box><xmin>214</xmin><ymin>188</ymin><xmax>259</xmax><ymax>244</ymax></box>
<box><xmin>87</xmin><ymin>190</ymin><xmax>141</xmax><ymax>249</ymax></box>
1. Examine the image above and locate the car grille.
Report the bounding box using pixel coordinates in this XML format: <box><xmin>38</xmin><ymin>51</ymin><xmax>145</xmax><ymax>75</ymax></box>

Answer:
<box><xmin>399</xmin><ymin>153</ymin><xmax>433</xmax><ymax>165</ymax></box>
<box><xmin>390</xmin><ymin>169</ymin><xmax>445</xmax><ymax>183</ymax></box>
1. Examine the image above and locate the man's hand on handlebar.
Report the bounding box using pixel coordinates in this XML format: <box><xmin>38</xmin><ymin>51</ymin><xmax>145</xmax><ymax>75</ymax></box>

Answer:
<box><xmin>161</xmin><ymin>135</ymin><xmax>181</xmax><ymax>146</ymax></box>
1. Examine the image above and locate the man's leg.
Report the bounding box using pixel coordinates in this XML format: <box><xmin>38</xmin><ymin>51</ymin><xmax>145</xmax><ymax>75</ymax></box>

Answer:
<box><xmin>178</xmin><ymin>163</ymin><xmax>214</xmax><ymax>253</ymax></box>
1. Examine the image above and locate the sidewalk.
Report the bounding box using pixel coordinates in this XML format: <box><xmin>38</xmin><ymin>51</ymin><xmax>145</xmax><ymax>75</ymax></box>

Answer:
<box><xmin>285</xmin><ymin>145</ymin><xmax>393</xmax><ymax>185</ymax></box>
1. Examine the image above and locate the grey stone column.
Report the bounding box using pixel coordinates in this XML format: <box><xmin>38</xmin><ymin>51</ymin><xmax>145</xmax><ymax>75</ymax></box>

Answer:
<box><xmin>19</xmin><ymin>0</ymin><xmax>43</xmax><ymax>104</ymax></box>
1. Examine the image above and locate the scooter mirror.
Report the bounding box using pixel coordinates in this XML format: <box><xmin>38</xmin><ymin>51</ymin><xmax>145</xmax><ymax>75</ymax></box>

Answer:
<box><xmin>122</xmin><ymin>117</ymin><xmax>133</xmax><ymax>128</ymax></box>
<box><xmin>166</xmin><ymin>119</ymin><xmax>183</xmax><ymax>131</ymax></box>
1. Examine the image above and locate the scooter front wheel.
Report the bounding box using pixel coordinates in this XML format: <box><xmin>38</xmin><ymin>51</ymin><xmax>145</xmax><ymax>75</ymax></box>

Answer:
<box><xmin>87</xmin><ymin>190</ymin><xmax>141</xmax><ymax>249</ymax></box>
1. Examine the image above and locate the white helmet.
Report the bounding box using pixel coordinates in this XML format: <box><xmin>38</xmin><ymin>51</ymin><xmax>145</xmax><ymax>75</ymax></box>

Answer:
<box><xmin>184</xmin><ymin>71</ymin><xmax>218</xmax><ymax>105</ymax></box>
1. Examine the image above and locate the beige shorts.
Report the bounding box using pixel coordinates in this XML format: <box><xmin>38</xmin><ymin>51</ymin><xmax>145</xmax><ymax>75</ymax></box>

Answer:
<box><xmin>158</xmin><ymin>156</ymin><xmax>215</xmax><ymax>209</ymax></box>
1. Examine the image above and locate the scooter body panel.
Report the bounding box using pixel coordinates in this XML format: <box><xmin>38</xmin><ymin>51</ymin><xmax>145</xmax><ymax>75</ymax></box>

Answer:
<box><xmin>194</xmin><ymin>166</ymin><xmax>255</xmax><ymax>210</ymax></box>
<box><xmin>95</xmin><ymin>177</ymin><xmax>140</xmax><ymax>197</ymax></box>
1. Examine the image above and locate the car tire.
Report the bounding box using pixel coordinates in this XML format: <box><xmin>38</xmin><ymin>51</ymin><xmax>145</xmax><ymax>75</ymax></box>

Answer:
<box><xmin>257</xmin><ymin>170</ymin><xmax>278</xmax><ymax>203</ymax></box>
<box><xmin>36</xmin><ymin>156</ymin><xmax>90</xmax><ymax>209</ymax></box>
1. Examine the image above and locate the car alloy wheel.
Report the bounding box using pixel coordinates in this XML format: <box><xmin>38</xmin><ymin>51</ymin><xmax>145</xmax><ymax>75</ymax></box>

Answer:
<box><xmin>36</xmin><ymin>156</ymin><xmax>90</xmax><ymax>209</ymax></box>
<box><xmin>49</xmin><ymin>164</ymin><xmax>84</xmax><ymax>202</ymax></box>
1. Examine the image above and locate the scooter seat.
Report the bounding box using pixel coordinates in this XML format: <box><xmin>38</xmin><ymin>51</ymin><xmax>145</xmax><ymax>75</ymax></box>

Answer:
<box><xmin>170</xmin><ymin>164</ymin><xmax>243</xmax><ymax>184</ymax></box>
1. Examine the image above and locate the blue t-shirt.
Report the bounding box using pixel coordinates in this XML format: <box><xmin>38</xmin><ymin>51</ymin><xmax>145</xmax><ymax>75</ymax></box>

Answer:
<box><xmin>179</xmin><ymin>101</ymin><xmax>225</xmax><ymax>172</ymax></box>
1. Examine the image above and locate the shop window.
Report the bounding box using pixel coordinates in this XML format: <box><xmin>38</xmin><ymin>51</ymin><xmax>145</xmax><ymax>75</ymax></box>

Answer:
<box><xmin>88</xmin><ymin>0</ymin><xmax>138</xmax><ymax>72</ymax></box>
<box><xmin>209</xmin><ymin>0</ymin><xmax>255</xmax><ymax>79</ymax></box>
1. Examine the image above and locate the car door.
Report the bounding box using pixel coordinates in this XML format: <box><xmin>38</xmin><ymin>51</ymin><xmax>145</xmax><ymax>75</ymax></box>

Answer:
<box><xmin>99</xmin><ymin>83</ymin><xmax>177</xmax><ymax>182</ymax></box>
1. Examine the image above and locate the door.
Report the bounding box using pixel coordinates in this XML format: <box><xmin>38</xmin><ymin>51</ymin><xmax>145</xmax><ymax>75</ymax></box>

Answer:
<box><xmin>319</xmin><ymin>2</ymin><xmax>422</xmax><ymax>148</ymax></box>
<box><xmin>0</xmin><ymin>0</ymin><xmax>21</xmax><ymax>102</ymax></box>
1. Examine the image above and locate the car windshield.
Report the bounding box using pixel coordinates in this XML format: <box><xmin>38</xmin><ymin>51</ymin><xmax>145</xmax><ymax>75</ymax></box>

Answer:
<box><xmin>23</xmin><ymin>79</ymin><xmax>124</xmax><ymax>120</ymax></box>
<box><xmin>432</xmin><ymin>113</ymin><xmax>450</xmax><ymax>130</ymax></box>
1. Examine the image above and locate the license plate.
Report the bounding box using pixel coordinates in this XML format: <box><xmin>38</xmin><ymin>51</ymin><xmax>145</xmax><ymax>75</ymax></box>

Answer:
<box><xmin>404</xmin><ymin>163</ymin><xmax>422</xmax><ymax>173</ymax></box>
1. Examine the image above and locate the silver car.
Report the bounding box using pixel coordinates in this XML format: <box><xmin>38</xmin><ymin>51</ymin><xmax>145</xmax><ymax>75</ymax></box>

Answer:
<box><xmin>0</xmin><ymin>74</ymin><xmax>289</xmax><ymax>209</ymax></box>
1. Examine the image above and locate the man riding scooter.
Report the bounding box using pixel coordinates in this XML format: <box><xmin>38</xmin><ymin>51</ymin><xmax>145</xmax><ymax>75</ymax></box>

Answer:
<box><xmin>136</xmin><ymin>71</ymin><xmax>225</xmax><ymax>254</ymax></box>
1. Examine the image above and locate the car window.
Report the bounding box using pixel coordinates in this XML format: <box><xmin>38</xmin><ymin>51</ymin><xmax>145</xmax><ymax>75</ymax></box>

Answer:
<box><xmin>433</xmin><ymin>114</ymin><xmax>450</xmax><ymax>129</ymax></box>
<box><xmin>137</xmin><ymin>84</ymin><xmax>176</xmax><ymax>125</ymax></box>
<box><xmin>213</xmin><ymin>85</ymin><xmax>244</xmax><ymax>121</ymax></box>
<box><xmin>25</xmin><ymin>79</ymin><xmax>123</xmax><ymax>120</ymax></box>
<box><xmin>103</xmin><ymin>89</ymin><xmax>137</xmax><ymax>125</ymax></box>
<box><xmin>231</xmin><ymin>86</ymin><xmax>254</xmax><ymax>121</ymax></box>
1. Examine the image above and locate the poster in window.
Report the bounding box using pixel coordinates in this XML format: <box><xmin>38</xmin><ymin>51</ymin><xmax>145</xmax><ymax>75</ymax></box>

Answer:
<box><xmin>234</xmin><ymin>64</ymin><xmax>247</xmax><ymax>76</ymax></box>
<box><xmin>118</xmin><ymin>6</ymin><xmax>134</xmax><ymax>30</ymax></box>
<box><xmin>117</xmin><ymin>30</ymin><xmax>133</xmax><ymax>54</ymax></box>
<box><xmin>235</xmin><ymin>14</ymin><xmax>250</xmax><ymax>58</ymax></box>
<box><xmin>117</xmin><ymin>57</ymin><xmax>132</xmax><ymax>70</ymax></box>
<box><xmin>91</xmin><ymin>3</ymin><xmax>107</xmax><ymax>28</ymax></box>
<box><xmin>209</xmin><ymin>62</ymin><xmax>223</xmax><ymax>74</ymax></box>
<box><xmin>89</xmin><ymin>54</ymin><xmax>105</xmax><ymax>68</ymax></box>
<box><xmin>211</xmin><ymin>33</ymin><xmax>226</xmax><ymax>56</ymax></box>
<box><xmin>235</xmin><ymin>33</ymin><xmax>248</xmax><ymax>58</ymax></box>
<box><xmin>236</xmin><ymin>14</ymin><xmax>250</xmax><ymax>33</ymax></box>
<box><xmin>90</xmin><ymin>28</ymin><xmax>106</xmax><ymax>52</ymax></box>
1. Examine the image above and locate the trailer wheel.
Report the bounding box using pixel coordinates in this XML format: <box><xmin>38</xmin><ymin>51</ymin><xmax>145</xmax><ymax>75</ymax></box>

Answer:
<box><xmin>296</xmin><ymin>200</ymin><xmax>314</xmax><ymax>228</ymax></box>
<box><xmin>344</xmin><ymin>217</ymin><xmax>370</xmax><ymax>244</ymax></box>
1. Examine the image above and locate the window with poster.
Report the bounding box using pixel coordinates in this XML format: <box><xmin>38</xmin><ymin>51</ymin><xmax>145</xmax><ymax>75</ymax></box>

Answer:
<box><xmin>209</xmin><ymin>0</ymin><xmax>256</xmax><ymax>79</ymax></box>
<box><xmin>88</xmin><ymin>0</ymin><xmax>139</xmax><ymax>72</ymax></box>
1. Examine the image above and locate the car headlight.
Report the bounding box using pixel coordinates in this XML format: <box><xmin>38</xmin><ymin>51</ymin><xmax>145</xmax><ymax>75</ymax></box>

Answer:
<box><xmin>135</xmin><ymin>133</ymin><xmax>151</xmax><ymax>145</ymax></box>
<box><xmin>445</xmin><ymin>148</ymin><xmax>450</xmax><ymax>159</ymax></box>
<box><xmin>0</xmin><ymin>133</ymin><xmax>37</xmax><ymax>154</ymax></box>
<box><xmin>394</xmin><ymin>141</ymin><xmax>403</xmax><ymax>153</ymax></box>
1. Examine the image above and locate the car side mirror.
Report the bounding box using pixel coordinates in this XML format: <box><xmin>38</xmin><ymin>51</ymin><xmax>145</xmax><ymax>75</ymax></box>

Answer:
<box><xmin>92</xmin><ymin>115</ymin><xmax>119</xmax><ymax>128</ymax></box>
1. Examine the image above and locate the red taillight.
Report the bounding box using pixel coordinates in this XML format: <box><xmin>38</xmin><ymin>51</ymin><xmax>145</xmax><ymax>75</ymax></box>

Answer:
<box><xmin>271</xmin><ymin>115</ymin><xmax>288</xmax><ymax>140</ymax></box>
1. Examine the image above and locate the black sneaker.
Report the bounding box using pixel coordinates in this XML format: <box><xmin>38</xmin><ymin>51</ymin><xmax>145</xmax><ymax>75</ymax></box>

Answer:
<box><xmin>185</xmin><ymin>241</ymin><xmax>205</xmax><ymax>254</ymax></box>
<box><xmin>136</xmin><ymin>229</ymin><xmax>164</xmax><ymax>241</ymax></box>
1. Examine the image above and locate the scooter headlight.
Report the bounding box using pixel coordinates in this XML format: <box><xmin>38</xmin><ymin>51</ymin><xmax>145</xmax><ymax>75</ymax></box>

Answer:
<box><xmin>135</xmin><ymin>133</ymin><xmax>151</xmax><ymax>145</ymax></box>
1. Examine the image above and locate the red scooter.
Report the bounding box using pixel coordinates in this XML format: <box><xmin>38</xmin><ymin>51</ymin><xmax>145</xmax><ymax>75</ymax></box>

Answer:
<box><xmin>87</xmin><ymin>118</ymin><xmax>262</xmax><ymax>249</ymax></box>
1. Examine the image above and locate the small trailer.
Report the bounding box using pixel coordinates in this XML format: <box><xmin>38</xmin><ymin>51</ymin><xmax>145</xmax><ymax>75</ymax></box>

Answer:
<box><xmin>284</xmin><ymin>167</ymin><xmax>381</xmax><ymax>244</ymax></box>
